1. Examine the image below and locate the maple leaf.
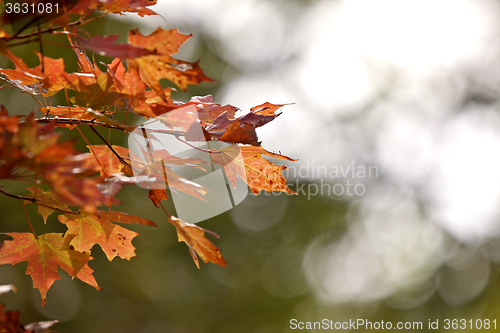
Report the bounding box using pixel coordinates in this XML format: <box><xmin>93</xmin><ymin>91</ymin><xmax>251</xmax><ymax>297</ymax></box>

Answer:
<box><xmin>83</xmin><ymin>145</ymin><xmax>130</xmax><ymax>178</ymax></box>
<box><xmin>97</xmin><ymin>172</ymin><xmax>156</xmax><ymax>199</ymax></box>
<box><xmin>168</xmin><ymin>216</ymin><xmax>226</xmax><ymax>268</ymax></box>
<box><xmin>0</xmin><ymin>303</ymin><xmax>24</xmax><ymax>333</ymax></box>
<box><xmin>250</xmin><ymin>102</ymin><xmax>287</xmax><ymax>116</ymax></box>
<box><xmin>190</xmin><ymin>95</ymin><xmax>239</xmax><ymax>124</ymax></box>
<box><xmin>69</xmin><ymin>71</ymin><xmax>122</xmax><ymax>109</ymax></box>
<box><xmin>108</xmin><ymin>58</ymin><xmax>179</xmax><ymax>118</ymax></box>
<box><xmin>77</xmin><ymin>35</ymin><xmax>156</xmax><ymax>59</ymax></box>
<box><xmin>58</xmin><ymin>210</ymin><xmax>156</xmax><ymax>261</ymax></box>
<box><xmin>212</xmin><ymin>145</ymin><xmax>296</xmax><ymax>194</ymax></box>
<box><xmin>41</xmin><ymin>106</ymin><xmax>106</xmax><ymax>121</ymax></box>
<box><xmin>37</xmin><ymin>152</ymin><xmax>115</xmax><ymax>212</ymax></box>
<box><xmin>189</xmin><ymin>97</ymin><xmax>284</xmax><ymax>145</ymax></box>
<box><xmin>0</xmin><ymin>233</ymin><xmax>101</xmax><ymax>306</ymax></box>
<box><xmin>127</xmin><ymin>28</ymin><xmax>213</xmax><ymax>97</ymax></box>
<box><xmin>0</xmin><ymin>113</ymin><xmax>113</xmax><ymax>211</ymax></box>
<box><xmin>0</xmin><ymin>50</ymin><xmax>69</xmax><ymax>96</ymax></box>
<box><xmin>100</xmin><ymin>0</ymin><xmax>158</xmax><ymax>16</ymax></box>
<box><xmin>68</xmin><ymin>36</ymin><xmax>101</xmax><ymax>75</ymax></box>
<box><xmin>24</xmin><ymin>187</ymin><xmax>71</xmax><ymax>223</ymax></box>
<box><xmin>136</xmin><ymin>162</ymin><xmax>208</xmax><ymax>200</ymax></box>
<box><xmin>128</xmin><ymin>143</ymin><xmax>209</xmax><ymax>200</ymax></box>
<box><xmin>69</xmin><ymin>0</ymin><xmax>158</xmax><ymax>16</ymax></box>
<box><xmin>148</xmin><ymin>189</ymin><xmax>168</xmax><ymax>207</ymax></box>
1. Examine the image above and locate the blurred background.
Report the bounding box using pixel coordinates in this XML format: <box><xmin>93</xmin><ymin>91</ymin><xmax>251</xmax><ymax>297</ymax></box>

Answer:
<box><xmin>3</xmin><ymin>0</ymin><xmax>500</xmax><ymax>331</ymax></box>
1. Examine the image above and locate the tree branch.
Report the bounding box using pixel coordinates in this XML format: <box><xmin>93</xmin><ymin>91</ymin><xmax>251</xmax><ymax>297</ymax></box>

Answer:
<box><xmin>0</xmin><ymin>188</ymin><xmax>78</xmax><ymax>215</ymax></box>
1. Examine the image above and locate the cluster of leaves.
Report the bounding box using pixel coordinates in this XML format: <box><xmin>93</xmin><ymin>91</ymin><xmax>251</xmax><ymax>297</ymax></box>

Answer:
<box><xmin>0</xmin><ymin>0</ymin><xmax>295</xmax><ymax>306</ymax></box>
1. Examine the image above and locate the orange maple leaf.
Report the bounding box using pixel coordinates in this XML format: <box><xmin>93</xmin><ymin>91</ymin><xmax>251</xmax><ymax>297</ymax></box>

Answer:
<box><xmin>127</xmin><ymin>28</ymin><xmax>213</xmax><ymax>97</ymax></box>
<box><xmin>168</xmin><ymin>216</ymin><xmax>227</xmax><ymax>269</ymax></box>
<box><xmin>212</xmin><ymin>145</ymin><xmax>296</xmax><ymax>194</ymax></box>
<box><xmin>148</xmin><ymin>189</ymin><xmax>168</xmax><ymax>207</ymax></box>
<box><xmin>58</xmin><ymin>210</ymin><xmax>156</xmax><ymax>261</ymax></box>
<box><xmin>83</xmin><ymin>145</ymin><xmax>130</xmax><ymax>178</ymax></box>
<box><xmin>0</xmin><ymin>233</ymin><xmax>101</xmax><ymax>306</ymax></box>
<box><xmin>0</xmin><ymin>50</ymin><xmax>70</xmax><ymax>96</ymax></box>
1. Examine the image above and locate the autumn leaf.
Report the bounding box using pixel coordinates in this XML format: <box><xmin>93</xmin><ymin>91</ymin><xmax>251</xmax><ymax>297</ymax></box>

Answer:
<box><xmin>0</xmin><ymin>303</ymin><xmax>23</xmax><ymax>333</ymax></box>
<box><xmin>40</xmin><ymin>106</ymin><xmax>107</xmax><ymax>121</ymax></box>
<box><xmin>68</xmin><ymin>36</ymin><xmax>101</xmax><ymax>75</ymax></box>
<box><xmin>69</xmin><ymin>70</ymin><xmax>123</xmax><ymax>109</ymax></box>
<box><xmin>250</xmin><ymin>102</ymin><xmax>288</xmax><ymax>116</ymax></box>
<box><xmin>218</xmin><ymin>119</ymin><xmax>259</xmax><ymax>145</ymax></box>
<box><xmin>128</xmin><ymin>28</ymin><xmax>213</xmax><ymax>97</ymax></box>
<box><xmin>0</xmin><ymin>113</ymin><xmax>113</xmax><ymax>212</ymax></box>
<box><xmin>191</xmin><ymin>97</ymin><xmax>284</xmax><ymax>145</ymax></box>
<box><xmin>168</xmin><ymin>216</ymin><xmax>226</xmax><ymax>268</ymax></box>
<box><xmin>77</xmin><ymin>35</ymin><xmax>157</xmax><ymax>59</ymax></box>
<box><xmin>0</xmin><ymin>50</ymin><xmax>70</xmax><ymax>96</ymax></box>
<box><xmin>212</xmin><ymin>145</ymin><xmax>296</xmax><ymax>194</ymax></box>
<box><xmin>68</xmin><ymin>0</ymin><xmax>157</xmax><ymax>16</ymax></box>
<box><xmin>148</xmin><ymin>189</ymin><xmax>168</xmax><ymax>207</ymax></box>
<box><xmin>136</xmin><ymin>162</ymin><xmax>208</xmax><ymax>200</ymax></box>
<box><xmin>99</xmin><ymin>0</ymin><xmax>158</xmax><ymax>16</ymax></box>
<box><xmin>83</xmin><ymin>145</ymin><xmax>130</xmax><ymax>178</ymax></box>
<box><xmin>58</xmin><ymin>210</ymin><xmax>156</xmax><ymax>261</ymax></box>
<box><xmin>191</xmin><ymin>95</ymin><xmax>239</xmax><ymax>124</ymax></box>
<box><xmin>128</xmin><ymin>144</ymin><xmax>209</xmax><ymax>200</ymax></box>
<box><xmin>24</xmin><ymin>187</ymin><xmax>71</xmax><ymax>223</ymax></box>
<box><xmin>97</xmin><ymin>172</ymin><xmax>157</xmax><ymax>199</ymax></box>
<box><xmin>0</xmin><ymin>233</ymin><xmax>101</xmax><ymax>306</ymax></box>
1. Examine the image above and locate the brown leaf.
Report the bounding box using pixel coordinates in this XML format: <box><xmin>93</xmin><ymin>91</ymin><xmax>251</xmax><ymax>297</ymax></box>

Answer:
<box><xmin>0</xmin><ymin>303</ymin><xmax>23</xmax><ymax>332</ymax></box>
<box><xmin>148</xmin><ymin>189</ymin><xmax>168</xmax><ymax>207</ymax></box>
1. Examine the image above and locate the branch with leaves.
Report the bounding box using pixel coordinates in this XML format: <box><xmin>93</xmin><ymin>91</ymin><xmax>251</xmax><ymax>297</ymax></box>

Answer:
<box><xmin>0</xmin><ymin>0</ymin><xmax>296</xmax><ymax>306</ymax></box>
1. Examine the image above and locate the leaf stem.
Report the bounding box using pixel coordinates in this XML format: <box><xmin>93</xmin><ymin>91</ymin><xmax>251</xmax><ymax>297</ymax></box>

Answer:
<box><xmin>23</xmin><ymin>202</ymin><xmax>37</xmax><ymax>239</ymax></box>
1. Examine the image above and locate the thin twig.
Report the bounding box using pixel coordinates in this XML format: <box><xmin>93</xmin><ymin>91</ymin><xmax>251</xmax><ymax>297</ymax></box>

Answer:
<box><xmin>0</xmin><ymin>188</ymin><xmax>78</xmax><ymax>215</ymax></box>
<box><xmin>37</xmin><ymin>21</ymin><xmax>44</xmax><ymax>74</ymax></box>
<box><xmin>23</xmin><ymin>202</ymin><xmax>37</xmax><ymax>238</ymax></box>
<box><xmin>32</xmin><ymin>118</ymin><xmax>130</xmax><ymax>131</ymax></box>
<box><xmin>175</xmin><ymin>135</ymin><xmax>222</xmax><ymax>154</ymax></box>
<box><xmin>90</xmin><ymin>126</ymin><xmax>132</xmax><ymax>168</ymax></box>
<box><xmin>6</xmin><ymin>10</ymin><xmax>102</xmax><ymax>42</ymax></box>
